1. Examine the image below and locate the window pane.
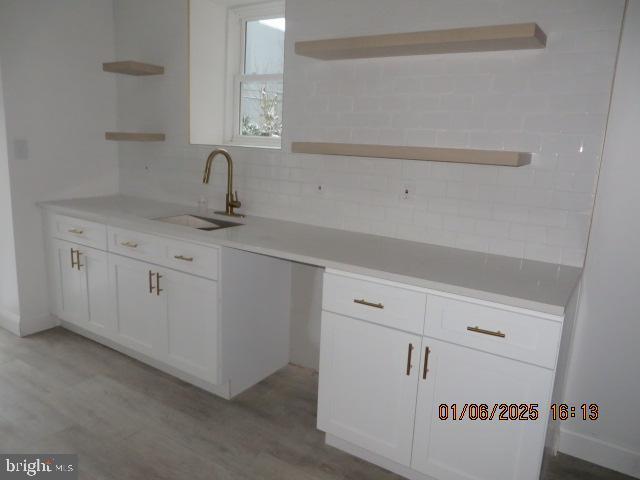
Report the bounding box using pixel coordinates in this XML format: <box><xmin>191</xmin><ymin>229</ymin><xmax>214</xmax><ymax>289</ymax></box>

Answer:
<box><xmin>244</xmin><ymin>18</ymin><xmax>285</xmax><ymax>75</ymax></box>
<box><xmin>240</xmin><ymin>80</ymin><xmax>283</xmax><ymax>137</ymax></box>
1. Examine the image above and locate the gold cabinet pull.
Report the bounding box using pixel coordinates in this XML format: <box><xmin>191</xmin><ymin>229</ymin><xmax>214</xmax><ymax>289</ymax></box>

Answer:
<box><xmin>148</xmin><ymin>270</ymin><xmax>154</xmax><ymax>294</ymax></box>
<box><xmin>70</xmin><ymin>248</ymin><xmax>83</xmax><ymax>270</ymax></box>
<box><xmin>422</xmin><ymin>347</ymin><xmax>431</xmax><ymax>380</ymax></box>
<box><xmin>354</xmin><ymin>298</ymin><xmax>384</xmax><ymax>309</ymax></box>
<box><xmin>68</xmin><ymin>228</ymin><xmax>84</xmax><ymax>235</ymax></box>
<box><xmin>155</xmin><ymin>273</ymin><xmax>163</xmax><ymax>296</ymax></box>
<box><xmin>467</xmin><ymin>325</ymin><xmax>506</xmax><ymax>338</ymax></box>
<box><xmin>121</xmin><ymin>241</ymin><xmax>139</xmax><ymax>248</ymax></box>
<box><xmin>174</xmin><ymin>255</ymin><xmax>194</xmax><ymax>262</ymax></box>
<box><xmin>70</xmin><ymin>248</ymin><xmax>78</xmax><ymax>269</ymax></box>
<box><xmin>406</xmin><ymin>343</ymin><xmax>414</xmax><ymax>376</ymax></box>
<box><xmin>75</xmin><ymin>250</ymin><xmax>84</xmax><ymax>270</ymax></box>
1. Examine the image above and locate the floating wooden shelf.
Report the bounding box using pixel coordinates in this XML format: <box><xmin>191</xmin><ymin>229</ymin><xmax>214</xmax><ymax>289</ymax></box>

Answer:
<box><xmin>295</xmin><ymin>23</ymin><xmax>546</xmax><ymax>60</ymax></box>
<box><xmin>102</xmin><ymin>61</ymin><xmax>165</xmax><ymax>76</ymax></box>
<box><xmin>291</xmin><ymin>142</ymin><xmax>531</xmax><ymax>167</ymax></box>
<box><xmin>105</xmin><ymin>132</ymin><xmax>165</xmax><ymax>142</ymax></box>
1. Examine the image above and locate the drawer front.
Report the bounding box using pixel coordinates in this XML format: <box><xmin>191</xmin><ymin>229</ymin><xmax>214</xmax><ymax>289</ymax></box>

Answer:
<box><xmin>163</xmin><ymin>239</ymin><xmax>218</xmax><ymax>280</ymax></box>
<box><xmin>322</xmin><ymin>272</ymin><xmax>427</xmax><ymax>334</ymax></box>
<box><xmin>108</xmin><ymin>227</ymin><xmax>164</xmax><ymax>264</ymax></box>
<box><xmin>49</xmin><ymin>214</ymin><xmax>107</xmax><ymax>250</ymax></box>
<box><xmin>425</xmin><ymin>295</ymin><xmax>562</xmax><ymax>369</ymax></box>
<box><xmin>108</xmin><ymin>227</ymin><xmax>218</xmax><ymax>280</ymax></box>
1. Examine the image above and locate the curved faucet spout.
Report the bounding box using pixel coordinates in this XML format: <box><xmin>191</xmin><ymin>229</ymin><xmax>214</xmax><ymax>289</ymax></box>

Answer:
<box><xmin>202</xmin><ymin>149</ymin><xmax>243</xmax><ymax>217</ymax></box>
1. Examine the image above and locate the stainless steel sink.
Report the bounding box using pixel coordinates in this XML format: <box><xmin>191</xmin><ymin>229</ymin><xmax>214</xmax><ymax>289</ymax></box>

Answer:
<box><xmin>154</xmin><ymin>214</ymin><xmax>242</xmax><ymax>231</ymax></box>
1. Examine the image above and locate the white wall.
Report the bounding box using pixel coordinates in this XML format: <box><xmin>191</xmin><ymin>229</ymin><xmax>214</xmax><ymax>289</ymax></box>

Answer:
<box><xmin>117</xmin><ymin>0</ymin><xmax>623</xmax><ymax>268</ymax></box>
<box><xmin>0</xmin><ymin>60</ymin><xmax>21</xmax><ymax>335</ymax></box>
<box><xmin>560</xmin><ymin>1</ymin><xmax>640</xmax><ymax>477</ymax></box>
<box><xmin>0</xmin><ymin>0</ymin><xmax>120</xmax><ymax>335</ymax></box>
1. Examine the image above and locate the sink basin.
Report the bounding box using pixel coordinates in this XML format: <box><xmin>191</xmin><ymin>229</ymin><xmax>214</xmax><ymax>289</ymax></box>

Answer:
<box><xmin>154</xmin><ymin>214</ymin><xmax>242</xmax><ymax>231</ymax></box>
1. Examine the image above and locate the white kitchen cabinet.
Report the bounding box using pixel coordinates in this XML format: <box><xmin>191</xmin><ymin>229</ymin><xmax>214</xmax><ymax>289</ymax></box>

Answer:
<box><xmin>411</xmin><ymin>338</ymin><xmax>553</xmax><ymax>480</ymax></box>
<box><xmin>49</xmin><ymin>238</ymin><xmax>87</xmax><ymax>327</ymax></box>
<box><xmin>162</xmin><ymin>268</ymin><xmax>219</xmax><ymax>384</ymax></box>
<box><xmin>45</xmin><ymin>210</ymin><xmax>292</xmax><ymax>399</ymax></box>
<box><xmin>110</xmin><ymin>254</ymin><xmax>220</xmax><ymax>383</ymax></box>
<box><xmin>318</xmin><ymin>311</ymin><xmax>422</xmax><ymax>466</ymax></box>
<box><xmin>318</xmin><ymin>270</ymin><xmax>565</xmax><ymax>480</ymax></box>
<box><xmin>79</xmin><ymin>244</ymin><xmax>114</xmax><ymax>336</ymax></box>
<box><xmin>110</xmin><ymin>254</ymin><xmax>165</xmax><ymax>359</ymax></box>
<box><xmin>49</xmin><ymin>238</ymin><xmax>113</xmax><ymax>335</ymax></box>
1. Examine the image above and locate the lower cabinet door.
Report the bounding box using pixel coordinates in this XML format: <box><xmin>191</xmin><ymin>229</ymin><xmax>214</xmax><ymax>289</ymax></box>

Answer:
<box><xmin>317</xmin><ymin>311</ymin><xmax>421</xmax><ymax>466</ymax></box>
<box><xmin>162</xmin><ymin>269</ymin><xmax>219</xmax><ymax>384</ymax></box>
<box><xmin>76</xmin><ymin>245</ymin><xmax>114</xmax><ymax>336</ymax></box>
<box><xmin>110</xmin><ymin>255</ymin><xmax>164</xmax><ymax>359</ymax></box>
<box><xmin>50</xmin><ymin>239</ymin><xmax>88</xmax><ymax>326</ymax></box>
<box><xmin>411</xmin><ymin>338</ymin><xmax>553</xmax><ymax>480</ymax></box>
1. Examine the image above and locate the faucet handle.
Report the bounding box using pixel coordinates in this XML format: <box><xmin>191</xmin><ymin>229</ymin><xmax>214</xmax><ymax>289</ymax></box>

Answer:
<box><xmin>230</xmin><ymin>190</ymin><xmax>242</xmax><ymax>208</ymax></box>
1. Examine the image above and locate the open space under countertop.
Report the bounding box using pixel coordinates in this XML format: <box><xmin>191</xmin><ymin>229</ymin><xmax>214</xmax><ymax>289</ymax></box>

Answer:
<box><xmin>40</xmin><ymin>195</ymin><xmax>582</xmax><ymax>316</ymax></box>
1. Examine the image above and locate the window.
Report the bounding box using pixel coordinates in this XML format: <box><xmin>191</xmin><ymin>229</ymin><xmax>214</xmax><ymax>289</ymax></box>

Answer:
<box><xmin>226</xmin><ymin>2</ymin><xmax>285</xmax><ymax>148</ymax></box>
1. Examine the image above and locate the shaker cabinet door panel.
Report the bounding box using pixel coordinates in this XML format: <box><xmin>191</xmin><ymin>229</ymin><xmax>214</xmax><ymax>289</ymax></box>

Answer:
<box><xmin>163</xmin><ymin>270</ymin><xmax>219</xmax><ymax>384</ymax></box>
<box><xmin>318</xmin><ymin>311</ymin><xmax>421</xmax><ymax>466</ymax></box>
<box><xmin>50</xmin><ymin>239</ymin><xmax>88</xmax><ymax>327</ymax></box>
<box><xmin>79</xmin><ymin>246</ymin><xmax>114</xmax><ymax>336</ymax></box>
<box><xmin>411</xmin><ymin>338</ymin><xmax>553</xmax><ymax>480</ymax></box>
<box><xmin>110</xmin><ymin>255</ymin><xmax>164</xmax><ymax>358</ymax></box>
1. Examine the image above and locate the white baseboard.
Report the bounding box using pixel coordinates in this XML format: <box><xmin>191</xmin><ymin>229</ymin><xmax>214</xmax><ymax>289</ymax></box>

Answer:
<box><xmin>559</xmin><ymin>427</ymin><xmax>640</xmax><ymax>478</ymax></box>
<box><xmin>19</xmin><ymin>313</ymin><xmax>58</xmax><ymax>337</ymax></box>
<box><xmin>0</xmin><ymin>308</ymin><xmax>20</xmax><ymax>336</ymax></box>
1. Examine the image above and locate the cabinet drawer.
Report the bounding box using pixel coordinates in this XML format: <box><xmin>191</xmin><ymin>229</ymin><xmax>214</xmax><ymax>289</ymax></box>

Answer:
<box><xmin>49</xmin><ymin>214</ymin><xmax>107</xmax><ymax>250</ymax></box>
<box><xmin>322</xmin><ymin>272</ymin><xmax>426</xmax><ymax>334</ymax></box>
<box><xmin>424</xmin><ymin>295</ymin><xmax>562</xmax><ymax>369</ymax></box>
<box><xmin>108</xmin><ymin>227</ymin><xmax>164</xmax><ymax>264</ymax></box>
<box><xmin>162</xmin><ymin>238</ymin><xmax>219</xmax><ymax>280</ymax></box>
<box><xmin>108</xmin><ymin>227</ymin><xmax>219</xmax><ymax>280</ymax></box>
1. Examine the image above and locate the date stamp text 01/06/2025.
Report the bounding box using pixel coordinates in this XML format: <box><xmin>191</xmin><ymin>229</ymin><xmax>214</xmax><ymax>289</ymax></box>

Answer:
<box><xmin>437</xmin><ymin>403</ymin><xmax>600</xmax><ymax>421</ymax></box>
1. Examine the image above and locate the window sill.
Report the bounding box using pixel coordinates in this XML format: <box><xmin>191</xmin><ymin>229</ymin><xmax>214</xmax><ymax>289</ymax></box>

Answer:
<box><xmin>218</xmin><ymin>142</ymin><xmax>282</xmax><ymax>151</ymax></box>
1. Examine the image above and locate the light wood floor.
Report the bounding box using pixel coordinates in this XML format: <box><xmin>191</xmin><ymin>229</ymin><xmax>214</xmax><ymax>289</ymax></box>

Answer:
<box><xmin>0</xmin><ymin>327</ymin><xmax>633</xmax><ymax>480</ymax></box>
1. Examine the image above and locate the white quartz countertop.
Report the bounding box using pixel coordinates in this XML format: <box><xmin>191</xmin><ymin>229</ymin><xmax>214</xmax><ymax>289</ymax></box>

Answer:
<box><xmin>40</xmin><ymin>195</ymin><xmax>581</xmax><ymax>316</ymax></box>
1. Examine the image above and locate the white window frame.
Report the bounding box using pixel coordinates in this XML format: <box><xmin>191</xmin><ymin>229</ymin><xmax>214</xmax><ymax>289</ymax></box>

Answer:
<box><xmin>225</xmin><ymin>1</ymin><xmax>285</xmax><ymax>149</ymax></box>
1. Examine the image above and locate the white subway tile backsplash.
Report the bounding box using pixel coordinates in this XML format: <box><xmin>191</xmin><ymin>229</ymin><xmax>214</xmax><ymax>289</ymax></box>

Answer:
<box><xmin>453</xmin><ymin>75</ymin><xmax>493</xmax><ymax>94</ymax></box>
<box><xmin>475</xmin><ymin>219</ymin><xmax>510</xmax><ymax>238</ymax></box>
<box><xmin>440</xmin><ymin>94</ymin><xmax>474</xmax><ymax>111</ymax></box>
<box><xmin>446</xmin><ymin>181</ymin><xmax>479</xmax><ymax>201</ymax></box>
<box><xmin>394</xmin><ymin>77</ymin><xmax>422</xmax><ymax>94</ymax></box>
<box><xmin>117</xmin><ymin>0</ymin><xmax>624</xmax><ymax>269</ymax></box>
<box><xmin>528</xmin><ymin>207</ymin><xmax>568</xmax><ymax>227</ymax></box>
<box><xmin>406</xmin><ymin>129</ymin><xmax>437</xmax><ymax>147</ymax></box>
<box><xmin>489</xmin><ymin>238</ymin><xmax>525</xmax><ymax>258</ymax></box>
<box><xmin>524</xmin><ymin>243</ymin><xmax>563</xmax><ymax>264</ymax></box>
<box><xmin>413</xmin><ymin>209</ymin><xmax>443</xmax><ymax>229</ymax></box>
<box><xmin>472</xmin><ymin>94</ymin><xmax>511</xmax><ymax>112</ymax></box>
<box><xmin>328</xmin><ymin>95</ymin><xmax>354</xmax><ymax>113</ymax></box>
<box><xmin>456</xmin><ymin>234</ymin><xmax>490</xmax><ymax>253</ymax></box>
<box><xmin>436</xmin><ymin>131</ymin><xmax>470</xmax><ymax>148</ymax></box>
<box><xmin>458</xmin><ymin>200</ymin><xmax>493</xmax><ymax>220</ymax></box>
<box><xmin>422</xmin><ymin>76</ymin><xmax>454</xmax><ymax>94</ymax></box>
<box><xmin>510</xmin><ymin>223</ymin><xmax>547</xmax><ymax>244</ymax></box>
